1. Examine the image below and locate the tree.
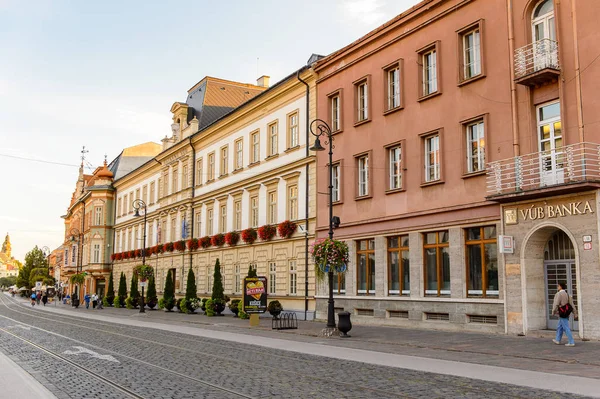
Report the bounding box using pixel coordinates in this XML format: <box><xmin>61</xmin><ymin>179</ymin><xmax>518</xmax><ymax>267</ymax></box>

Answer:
<box><xmin>212</xmin><ymin>259</ymin><xmax>224</xmax><ymax>301</ymax></box>
<box><xmin>160</xmin><ymin>270</ymin><xmax>175</xmax><ymax>311</ymax></box>
<box><xmin>129</xmin><ymin>273</ymin><xmax>140</xmax><ymax>307</ymax></box>
<box><xmin>106</xmin><ymin>272</ymin><xmax>115</xmax><ymax>305</ymax></box>
<box><xmin>146</xmin><ymin>275</ymin><xmax>157</xmax><ymax>309</ymax></box>
<box><xmin>17</xmin><ymin>246</ymin><xmax>48</xmax><ymax>290</ymax></box>
<box><xmin>0</xmin><ymin>276</ymin><xmax>17</xmax><ymax>287</ymax></box>
<box><xmin>185</xmin><ymin>267</ymin><xmax>197</xmax><ymax>301</ymax></box>
<box><xmin>117</xmin><ymin>272</ymin><xmax>127</xmax><ymax>307</ymax></box>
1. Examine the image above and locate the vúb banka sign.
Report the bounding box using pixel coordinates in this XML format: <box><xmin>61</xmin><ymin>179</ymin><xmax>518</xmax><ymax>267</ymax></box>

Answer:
<box><xmin>243</xmin><ymin>276</ymin><xmax>267</xmax><ymax>314</ymax></box>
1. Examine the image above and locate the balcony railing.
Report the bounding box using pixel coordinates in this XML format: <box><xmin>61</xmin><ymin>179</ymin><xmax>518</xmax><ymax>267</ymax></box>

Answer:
<box><xmin>514</xmin><ymin>39</ymin><xmax>560</xmax><ymax>85</ymax></box>
<box><xmin>486</xmin><ymin>142</ymin><xmax>600</xmax><ymax>199</ymax></box>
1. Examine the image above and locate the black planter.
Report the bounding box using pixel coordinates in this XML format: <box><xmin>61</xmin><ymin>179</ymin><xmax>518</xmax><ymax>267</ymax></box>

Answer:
<box><xmin>269</xmin><ymin>309</ymin><xmax>282</xmax><ymax>319</ymax></box>
<box><xmin>215</xmin><ymin>302</ymin><xmax>226</xmax><ymax>316</ymax></box>
<box><xmin>337</xmin><ymin>311</ymin><xmax>352</xmax><ymax>338</ymax></box>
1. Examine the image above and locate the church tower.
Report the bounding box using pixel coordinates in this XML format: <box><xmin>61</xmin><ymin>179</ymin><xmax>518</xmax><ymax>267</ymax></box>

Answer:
<box><xmin>1</xmin><ymin>233</ymin><xmax>11</xmax><ymax>258</ymax></box>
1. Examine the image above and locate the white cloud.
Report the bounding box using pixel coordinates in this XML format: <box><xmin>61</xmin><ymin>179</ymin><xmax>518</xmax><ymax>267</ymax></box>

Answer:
<box><xmin>338</xmin><ymin>0</ymin><xmax>386</xmax><ymax>25</ymax></box>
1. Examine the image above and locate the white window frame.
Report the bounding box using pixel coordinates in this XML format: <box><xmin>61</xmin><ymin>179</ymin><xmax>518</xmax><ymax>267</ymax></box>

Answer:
<box><xmin>463</xmin><ymin>29</ymin><xmax>481</xmax><ymax>79</ymax></box>
<box><xmin>289</xmin><ymin>260</ymin><xmax>297</xmax><ymax>295</ymax></box>
<box><xmin>235</xmin><ymin>139</ymin><xmax>243</xmax><ymax>170</ymax></box>
<box><xmin>94</xmin><ymin>206</ymin><xmax>103</xmax><ymax>226</ymax></box>
<box><xmin>389</xmin><ymin>146</ymin><xmax>402</xmax><ymax>189</ymax></box>
<box><xmin>93</xmin><ymin>244</ymin><xmax>100</xmax><ymax>263</ymax></box>
<box><xmin>268</xmin><ymin>122</ymin><xmax>278</xmax><ymax>156</ymax></box>
<box><xmin>357</xmin><ymin>82</ymin><xmax>368</xmax><ymax>121</ymax></box>
<box><xmin>331</xmin><ymin>95</ymin><xmax>340</xmax><ymax>131</ymax></box>
<box><xmin>466</xmin><ymin>120</ymin><xmax>485</xmax><ymax>173</ymax></box>
<box><xmin>251</xmin><ymin>131</ymin><xmax>260</xmax><ymax>164</ymax></box>
<box><xmin>358</xmin><ymin>155</ymin><xmax>369</xmax><ymax>197</ymax></box>
<box><xmin>425</xmin><ymin>135</ymin><xmax>440</xmax><ymax>182</ymax></box>
<box><xmin>332</xmin><ymin>163</ymin><xmax>340</xmax><ymax>202</ymax></box>
<box><xmin>388</xmin><ymin>67</ymin><xmax>401</xmax><ymax>109</ymax></box>
<box><xmin>288</xmin><ymin>113</ymin><xmax>299</xmax><ymax>148</ymax></box>
<box><xmin>269</xmin><ymin>262</ymin><xmax>277</xmax><ymax>294</ymax></box>
<box><xmin>423</xmin><ymin>50</ymin><xmax>437</xmax><ymax>95</ymax></box>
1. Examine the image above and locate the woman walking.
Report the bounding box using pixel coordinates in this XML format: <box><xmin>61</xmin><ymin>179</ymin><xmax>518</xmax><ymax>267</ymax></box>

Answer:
<box><xmin>552</xmin><ymin>282</ymin><xmax>577</xmax><ymax>347</ymax></box>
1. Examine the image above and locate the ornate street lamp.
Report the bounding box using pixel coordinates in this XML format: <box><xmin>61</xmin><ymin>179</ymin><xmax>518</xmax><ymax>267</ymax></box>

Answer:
<box><xmin>133</xmin><ymin>199</ymin><xmax>147</xmax><ymax>314</ymax></box>
<box><xmin>309</xmin><ymin>119</ymin><xmax>337</xmax><ymax>329</ymax></box>
<box><xmin>69</xmin><ymin>227</ymin><xmax>83</xmax><ymax>308</ymax></box>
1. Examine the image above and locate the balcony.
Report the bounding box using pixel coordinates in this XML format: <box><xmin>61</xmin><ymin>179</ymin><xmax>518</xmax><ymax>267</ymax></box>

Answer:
<box><xmin>514</xmin><ymin>39</ymin><xmax>560</xmax><ymax>86</ymax></box>
<box><xmin>486</xmin><ymin>142</ymin><xmax>600</xmax><ymax>202</ymax></box>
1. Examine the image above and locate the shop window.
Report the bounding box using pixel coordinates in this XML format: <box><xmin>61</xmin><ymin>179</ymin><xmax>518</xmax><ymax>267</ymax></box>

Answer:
<box><xmin>466</xmin><ymin>226</ymin><xmax>498</xmax><ymax>298</ymax></box>
<box><xmin>423</xmin><ymin>231</ymin><xmax>450</xmax><ymax>296</ymax></box>
<box><xmin>388</xmin><ymin>235</ymin><xmax>409</xmax><ymax>295</ymax></box>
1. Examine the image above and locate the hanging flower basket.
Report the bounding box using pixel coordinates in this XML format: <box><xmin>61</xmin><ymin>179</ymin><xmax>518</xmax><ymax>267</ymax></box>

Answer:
<box><xmin>258</xmin><ymin>225</ymin><xmax>277</xmax><ymax>241</ymax></box>
<box><xmin>163</xmin><ymin>242</ymin><xmax>174</xmax><ymax>252</ymax></box>
<box><xmin>310</xmin><ymin>238</ymin><xmax>349</xmax><ymax>281</ymax></box>
<box><xmin>225</xmin><ymin>231</ymin><xmax>240</xmax><ymax>246</ymax></box>
<box><xmin>211</xmin><ymin>233</ymin><xmax>225</xmax><ymax>247</ymax></box>
<box><xmin>134</xmin><ymin>264</ymin><xmax>154</xmax><ymax>282</ymax></box>
<box><xmin>187</xmin><ymin>238</ymin><xmax>199</xmax><ymax>251</ymax></box>
<box><xmin>199</xmin><ymin>236</ymin><xmax>211</xmax><ymax>249</ymax></box>
<box><xmin>70</xmin><ymin>273</ymin><xmax>85</xmax><ymax>285</ymax></box>
<box><xmin>241</xmin><ymin>228</ymin><xmax>257</xmax><ymax>244</ymax></box>
<box><xmin>277</xmin><ymin>220</ymin><xmax>297</xmax><ymax>239</ymax></box>
<box><xmin>174</xmin><ymin>240</ymin><xmax>186</xmax><ymax>252</ymax></box>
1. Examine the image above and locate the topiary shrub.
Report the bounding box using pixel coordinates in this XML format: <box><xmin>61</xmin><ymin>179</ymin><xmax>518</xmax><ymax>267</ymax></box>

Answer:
<box><xmin>146</xmin><ymin>275</ymin><xmax>157</xmax><ymax>309</ymax></box>
<box><xmin>129</xmin><ymin>273</ymin><xmax>139</xmax><ymax>308</ymax></box>
<box><xmin>102</xmin><ymin>296</ymin><xmax>111</xmax><ymax>308</ymax></box>
<box><xmin>106</xmin><ymin>272</ymin><xmax>115</xmax><ymax>306</ymax></box>
<box><xmin>125</xmin><ymin>296</ymin><xmax>135</xmax><ymax>309</ymax></box>
<box><xmin>161</xmin><ymin>270</ymin><xmax>175</xmax><ymax>311</ymax></box>
<box><xmin>113</xmin><ymin>296</ymin><xmax>121</xmax><ymax>308</ymax></box>
<box><xmin>229</xmin><ymin>299</ymin><xmax>240</xmax><ymax>317</ymax></box>
<box><xmin>117</xmin><ymin>272</ymin><xmax>127</xmax><ymax>308</ymax></box>
<box><xmin>205</xmin><ymin>298</ymin><xmax>215</xmax><ymax>316</ymax></box>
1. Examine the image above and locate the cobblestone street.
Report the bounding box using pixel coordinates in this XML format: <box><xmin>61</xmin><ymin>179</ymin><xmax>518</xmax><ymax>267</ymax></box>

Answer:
<box><xmin>0</xmin><ymin>294</ymin><xmax>597</xmax><ymax>398</ymax></box>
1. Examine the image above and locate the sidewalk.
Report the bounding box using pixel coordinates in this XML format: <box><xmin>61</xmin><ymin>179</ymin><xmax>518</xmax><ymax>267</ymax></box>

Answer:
<box><xmin>0</xmin><ymin>349</ymin><xmax>57</xmax><ymax>398</ymax></box>
<box><xmin>35</xmin><ymin>296</ymin><xmax>600</xmax><ymax>378</ymax></box>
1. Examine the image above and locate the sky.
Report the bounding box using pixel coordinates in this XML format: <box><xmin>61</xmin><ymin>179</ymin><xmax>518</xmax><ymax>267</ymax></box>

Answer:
<box><xmin>0</xmin><ymin>0</ymin><xmax>421</xmax><ymax>261</ymax></box>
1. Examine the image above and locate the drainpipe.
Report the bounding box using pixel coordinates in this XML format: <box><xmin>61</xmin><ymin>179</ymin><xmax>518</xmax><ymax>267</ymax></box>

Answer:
<box><xmin>297</xmin><ymin>68</ymin><xmax>310</xmax><ymax>321</ymax></box>
<box><xmin>570</xmin><ymin>0</ymin><xmax>584</xmax><ymax>142</ymax></box>
<box><xmin>507</xmin><ymin>0</ymin><xmax>520</xmax><ymax>156</ymax></box>
<box><xmin>188</xmin><ymin>138</ymin><xmax>196</xmax><ymax>289</ymax></box>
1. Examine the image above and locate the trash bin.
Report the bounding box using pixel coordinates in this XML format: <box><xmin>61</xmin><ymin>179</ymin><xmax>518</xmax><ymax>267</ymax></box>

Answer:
<box><xmin>337</xmin><ymin>311</ymin><xmax>352</xmax><ymax>338</ymax></box>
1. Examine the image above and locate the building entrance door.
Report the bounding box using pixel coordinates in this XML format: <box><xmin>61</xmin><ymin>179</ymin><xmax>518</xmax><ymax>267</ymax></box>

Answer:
<box><xmin>537</xmin><ymin>102</ymin><xmax>563</xmax><ymax>186</ymax></box>
<box><xmin>543</xmin><ymin>231</ymin><xmax>578</xmax><ymax>331</ymax></box>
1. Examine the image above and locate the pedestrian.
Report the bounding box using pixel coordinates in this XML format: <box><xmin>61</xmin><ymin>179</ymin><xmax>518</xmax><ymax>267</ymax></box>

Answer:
<box><xmin>30</xmin><ymin>292</ymin><xmax>36</xmax><ymax>306</ymax></box>
<box><xmin>552</xmin><ymin>281</ymin><xmax>577</xmax><ymax>347</ymax></box>
<box><xmin>96</xmin><ymin>295</ymin><xmax>104</xmax><ymax>310</ymax></box>
<box><xmin>35</xmin><ymin>291</ymin><xmax>41</xmax><ymax>305</ymax></box>
<box><xmin>92</xmin><ymin>293</ymin><xmax>98</xmax><ymax>309</ymax></box>
<box><xmin>42</xmin><ymin>293</ymin><xmax>48</xmax><ymax>306</ymax></box>
<box><xmin>64</xmin><ymin>294</ymin><xmax>70</xmax><ymax>305</ymax></box>
<box><xmin>84</xmin><ymin>293</ymin><xmax>91</xmax><ymax>309</ymax></box>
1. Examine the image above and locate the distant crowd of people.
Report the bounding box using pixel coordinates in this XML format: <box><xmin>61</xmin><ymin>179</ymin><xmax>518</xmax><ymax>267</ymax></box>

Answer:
<box><xmin>29</xmin><ymin>290</ymin><xmax>103</xmax><ymax>310</ymax></box>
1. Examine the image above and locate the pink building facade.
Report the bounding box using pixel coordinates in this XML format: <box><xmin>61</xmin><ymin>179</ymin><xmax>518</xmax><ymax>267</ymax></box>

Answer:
<box><xmin>313</xmin><ymin>0</ymin><xmax>600</xmax><ymax>338</ymax></box>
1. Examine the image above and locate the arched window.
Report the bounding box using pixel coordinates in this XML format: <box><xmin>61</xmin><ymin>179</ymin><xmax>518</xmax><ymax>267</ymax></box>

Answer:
<box><xmin>532</xmin><ymin>0</ymin><xmax>555</xmax><ymax>42</ymax></box>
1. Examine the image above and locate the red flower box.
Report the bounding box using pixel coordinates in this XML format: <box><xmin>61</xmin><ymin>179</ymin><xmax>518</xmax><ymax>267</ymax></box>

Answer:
<box><xmin>241</xmin><ymin>228</ymin><xmax>257</xmax><ymax>244</ymax></box>
<box><xmin>258</xmin><ymin>225</ymin><xmax>277</xmax><ymax>241</ymax></box>
<box><xmin>225</xmin><ymin>231</ymin><xmax>240</xmax><ymax>246</ymax></box>
<box><xmin>163</xmin><ymin>242</ymin><xmax>174</xmax><ymax>252</ymax></box>
<box><xmin>199</xmin><ymin>236</ymin><xmax>211</xmax><ymax>249</ymax></box>
<box><xmin>174</xmin><ymin>240</ymin><xmax>186</xmax><ymax>252</ymax></box>
<box><xmin>134</xmin><ymin>249</ymin><xmax>142</xmax><ymax>258</ymax></box>
<box><xmin>211</xmin><ymin>234</ymin><xmax>225</xmax><ymax>247</ymax></box>
<box><xmin>155</xmin><ymin>244</ymin><xmax>164</xmax><ymax>254</ymax></box>
<box><xmin>128</xmin><ymin>250</ymin><xmax>135</xmax><ymax>259</ymax></box>
<box><xmin>187</xmin><ymin>238</ymin><xmax>199</xmax><ymax>251</ymax></box>
<box><xmin>110</xmin><ymin>253</ymin><xmax>116</xmax><ymax>261</ymax></box>
<box><xmin>277</xmin><ymin>220</ymin><xmax>297</xmax><ymax>239</ymax></box>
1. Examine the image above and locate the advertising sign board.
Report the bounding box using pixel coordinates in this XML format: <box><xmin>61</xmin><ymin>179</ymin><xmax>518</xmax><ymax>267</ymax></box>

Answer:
<box><xmin>243</xmin><ymin>276</ymin><xmax>267</xmax><ymax>314</ymax></box>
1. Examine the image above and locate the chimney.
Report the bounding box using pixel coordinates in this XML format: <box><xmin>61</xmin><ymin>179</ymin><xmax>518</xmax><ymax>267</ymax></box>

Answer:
<box><xmin>257</xmin><ymin>75</ymin><xmax>270</xmax><ymax>88</ymax></box>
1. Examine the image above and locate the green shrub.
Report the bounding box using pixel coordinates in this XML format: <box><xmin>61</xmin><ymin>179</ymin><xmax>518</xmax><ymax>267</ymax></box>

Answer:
<box><xmin>117</xmin><ymin>272</ymin><xmax>127</xmax><ymax>306</ymax></box>
<box><xmin>113</xmin><ymin>296</ymin><xmax>121</xmax><ymax>308</ymax></box>
<box><xmin>212</xmin><ymin>259</ymin><xmax>224</xmax><ymax>302</ymax></box>
<box><xmin>125</xmin><ymin>297</ymin><xmax>135</xmax><ymax>309</ymax></box>
<box><xmin>185</xmin><ymin>267</ymin><xmax>197</xmax><ymax>300</ymax></box>
<box><xmin>106</xmin><ymin>272</ymin><xmax>115</xmax><ymax>305</ymax></box>
<box><xmin>162</xmin><ymin>270</ymin><xmax>175</xmax><ymax>311</ymax></box>
<box><xmin>102</xmin><ymin>296</ymin><xmax>111</xmax><ymax>307</ymax></box>
<box><xmin>238</xmin><ymin>307</ymin><xmax>248</xmax><ymax>319</ymax></box>
<box><xmin>146</xmin><ymin>275</ymin><xmax>157</xmax><ymax>308</ymax></box>
<box><xmin>130</xmin><ymin>273</ymin><xmax>140</xmax><ymax>302</ymax></box>
<box><xmin>205</xmin><ymin>299</ymin><xmax>215</xmax><ymax>316</ymax></box>
<box><xmin>158</xmin><ymin>298</ymin><xmax>165</xmax><ymax>310</ymax></box>
<box><xmin>179</xmin><ymin>299</ymin><xmax>188</xmax><ymax>313</ymax></box>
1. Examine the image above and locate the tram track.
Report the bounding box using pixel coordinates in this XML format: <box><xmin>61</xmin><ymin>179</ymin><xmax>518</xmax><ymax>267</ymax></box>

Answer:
<box><xmin>0</xmin><ymin>294</ymin><xmax>578</xmax><ymax>399</ymax></box>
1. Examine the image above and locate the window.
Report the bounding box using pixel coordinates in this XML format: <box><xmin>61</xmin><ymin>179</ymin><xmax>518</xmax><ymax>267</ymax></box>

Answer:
<box><xmin>462</xmin><ymin>28</ymin><xmax>481</xmax><ymax>80</ymax></box>
<box><xmin>93</xmin><ymin>244</ymin><xmax>100</xmax><ymax>263</ymax></box>
<box><xmin>251</xmin><ymin>131</ymin><xmax>260</xmax><ymax>164</ymax></box>
<box><xmin>269</xmin><ymin>262</ymin><xmax>277</xmax><ymax>294</ymax></box>
<box><xmin>149</xmin><ymin>182</ymin><xmax>155</xmax><ymax>205</ymax></box>
<box><xmin>333</xmin><ymin>273</ymin><xmax>345</xmax><ymax>294</ymax></box>
<box><xmin>357</xmin><ymin>154</ymin><xmax>369</xmax><ymax>197</ymax></box>
<box><xmin>234</xmin><ymin>139</ymin><xmax>243</xmax><ymax>170</ymax></box>
<box><xmin>466</xmin><ymin>226</ymin><xmax>498</xmax><ymax>298</ymax></box>
<box><xmin>268</xmin><ymin>191</ymin><xmax>277</xmax><ymax>224</ymax></box>
<box><xmin>148</xmin><ymin>224</ymin><xmax>153</xmax><ymax>246</ymax></box>
<box><xmin>466</xmin><ymin>120</ymin><xmax>485</xmax><ymax>173</ymax></box>
<box><xmin>357</xmin><ymin>239</ymin><xmax>375</xmax><ymax>295</ymax></box>
<box><xmin>160</xmin><ymin>220</ymin><xmax>167</xmax><ymax>244</ymax></box>
<box><xmin>170</xmin><ymin>217</ymin><xmax>177</xmax><ymax>241</ymax></box>
<box><xmin>389</xmin><ymin>145</ymin><xmax>402</xmax><ymax>190</ymax></box>
<box><xmin>158</xmin><ymin>178</ymin><xmax>163</xmax><ymax>199</ymax></box>
<box><xmin>117</xmin><ymin>198</ymin><xmax>122</xmax><ymax>218</ymax></box>
<box><xmin>250</xmin><ymin>196</ymin><xmax>259</xmax><ymax>227</ymax></box>
<box><xmin>220</xmin><ymin>146</ymin><xmax>228</xmax><ymax>176</ymax></box>
<box><xmin>288</xmin><ymin>112</ymin><xmax>299</xmax><ymax>148</ymax></box>
<box><xmin>331</xmin><ymin>94</ymin><xmax>341</xmax><ymax>132</ymax></box>
<box><xmin>162</xmin><ymin>171</ymin><xmax>169</xmax><ymax>197</ymax></box>
<box><xmin>424</xmin><ymin>231</ymin><xmax>450</xmax><ymax>296</ymax></box>
<box><xmin>268</xmin><ymin>122</ymin><xmax>278</xmax><ymax>157</ymax></box>
<box><xmin>332</xmin><ymin>163</ymin><xmax>341</xmax><ymax>202</ymax></box>
<box><xmin>142</xmin><ymin>185</ymin><xmax>148</xmax><ymax>204</ymax></box>
<box><xmin>171</xmin><ymin>168</ymin><xmax>178</xmax><ymax>193</ymax></box>
<box><xmin>288</xmin><ymin>185</ymin><xmax>298</xmax><ymax>220</ymax></box>
<box><xmin>234</xmin><ymin>265</ymin><xmax>241</xmax><ymax>293</ymax></box>
<box><xmin>182</xmin><ymin>165</ymin><xmax>188</xmax><ymax>189</ymax></box>
<box><xmin>207</xmin><ymin>208</ymin><xmax>214</xmax><ymax>236</ymax></box>
<box><xmin>388</xmin><ymin>236</ymin><xmax>409</xmax><ymax>295</ymax></box>
<box><xmin>129</xmin><ymin>192</ymin><xmax>134</xmax><ymax>211</ymax></box>
<box><xmin>356</xmin><ymin>81</ymin><xmax>368</xmax><ymax>121</ymax></box>
<box><xmin>136</xmin><ymin>189</ymin><xmax>140</xmax><ymax>201</ymax></box>
<box><xmin>234</xmin><ymin>200</ymin><xmax>242</xmax><ymax>230</ymax></box>
<box><xmin>196</xmin><ymin>158</ymin><xmax>203</xmax><ymax>185</ymax></box>
<box><xmin>94</xmin><ymin>206</ymin><xmax>102</xmax><ymax>226</ymax></box>
<box><xmin>387</xmin><ymin>65</ymin><xmax>401</xmax><ymax>110</ymax></box>
<box><xmin>195</xmin><ymin>211</ymin><xmax>202</xmax><ymax>238</ymax></box>
<box><xmin>206</xmin><ymin>266</ymin><xmax>212</xmax><ymax>292</ymax></box>
<box><xmin>220</xmin><ymin>204</ymin><xmax>227</xmax><ymax>233</ymax></box>
<box><xmin>208</xmin><ymin>153</ymin><xmax>215</xmax><ymax>181</ymax></box>
<box><xmin>289</xmin><ymin>261</ymin><xmax>297</xmax><ymax>295</ymax></box>
<box><xmin>422</xmin><ymin>49</ymin><xmax>437</xmax><ymax>96</ymax></box>
<box><xmin>424</xmin><ymin>134</ymin><xmax>440</xmax><ymax>182</ymax></box>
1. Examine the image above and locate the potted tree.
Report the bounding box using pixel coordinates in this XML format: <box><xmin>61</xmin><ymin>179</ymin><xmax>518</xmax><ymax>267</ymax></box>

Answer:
<box><xmin>211</xmin><ymin>259</ymin><xmax>226</xmax><ymax>316</ymax></box>
<box><xmin>105</xmin><ymin>272</ymin><xmax>115</xmax><ymax>307</ymax></box>
<box><xmin>267</xmin><ymin>300</ymin><xmax>283</xmax><ymax>319</ymax></box>
<box><xmin>159</xmin><ymin>270</ymin><xmax>175</xmax><ymax>311</ymax></box>
<box><xmin>128</xmin><ymin>273</ymin><xmax>140</xmax><ymax>308</ymax></box>
<box><xmin>228</xmin><ymin>299</ymin><xmax>240</xmax><ymax>317</ymax></box>
<box><xmin>182</xmin><ymin>267</ymin><xmax>198</xmax><ymax>314</ymax></box>
<box><xmin>145</xmin><ymin>275</ymin><xmax>158</xmax><ymax>310</ymax></box>
<box><xmin>114</xmin><ymin>272</ymin><xmax>127</xmax><ymax>308</ymax></box>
